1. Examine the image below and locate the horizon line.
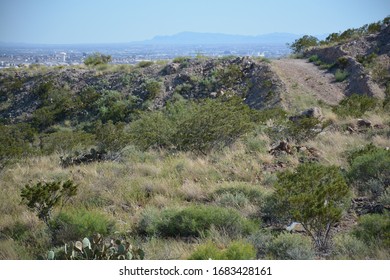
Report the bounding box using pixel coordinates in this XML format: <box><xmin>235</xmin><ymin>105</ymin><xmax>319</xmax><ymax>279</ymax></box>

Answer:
<box><xmin>0</xmin><ymin>31</ymin><xmax>324</xmax><ymax>46</ymax></box>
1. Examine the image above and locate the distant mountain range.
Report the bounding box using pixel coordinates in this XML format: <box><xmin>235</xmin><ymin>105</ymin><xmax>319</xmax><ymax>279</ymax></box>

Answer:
<box><xmin>141</xmin><ymin>31</ymin><xmax>304</xmax><ymax>45</ymax></box>
<box><xmin>0</xmin><ymin>32</ymin><xmax>329</xmax><ymax>47</ymax></box>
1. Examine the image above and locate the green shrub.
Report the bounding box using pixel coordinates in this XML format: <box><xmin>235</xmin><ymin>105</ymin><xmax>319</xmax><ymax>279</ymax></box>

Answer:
<box><xmin>175</xmin><ymin>97</ymin><xmax>253</xmax><ymax>154</ymax></box>
<box><xmin>379</xmin><ymin>188</ymin><xmax>390</xmax><ymax>206</ymax></box>
<box><xmin>215</xmin><ymin>192</ymin><xmax>250</xmax><ymax>209</ymax></box>
<box><xmin>138</xmin><ymin>205</ymin><xmax>258</xmax><ymax>238</ymax></box>
<box><xmin>144</xmin><ymin>79</ymin><xmax>162</xmax><ymax>99</ymax></box>
<box><xmin>52</xmin><ymin>208</ymin><xmax>114</xmax><ymax>244</ymax></box>
<box><xmin>347</xmin><ymin>149</ymin><xmax>390</xmax><ymax>198</ymax></box>
<box><xmin>289</xmin><ymin>35</ymin><xmax>319</xmax><ymax>54</ymax></box>
<box><xmin>188</xmin><ymin>241</ymin><xmax>225</xmax><ymax>260</ymax></box>
<box><xmin>251</xmin><ymin>108</ymin><xmax>288</xmax><ymax>124</ymax></box>
<box><xmin>78</xmin><ymin>87</ymin><xmax>101</xmax><ymax>111</ymax></box>
<box><xmin>224</xmin><ymin>240</ymin><xmax>257</xmax><ymax>260</ymax></box>
<box><xmin>286</xmin><ymin>116</ymin><xmax>322</xmax><ymax>143</ymax></box>
<box><xmin>331</xmin><ymin>234</ymin><xmax>368</xmax><ymax>259</ymax></box>
<box><xmin>337</xmin><ymin>56</ymin><xmax>349</xmax><ymax>69</ymax></box>
<box><xmin>332</xmin><ymin>94</ymin><xmax>378</xmax><ymax>117</ymax></box>
<box><xmin>172</xmin><ymin>56</ymin><xmax>191</xmax><ymax>64</ymax></box>
<box><xmin>273</xmin><ymin>163</ymin><xmax>351</xmax><ymax>250</ymax></box>
<box><xmin>95</xmin><ymin>90</ymin><xmax>137</xmax><ymax>123</ymax></box>
<box><xmin>267</xmin><ymin>233</ymin><xmax>315</xmax><ymax>260</ymax></box>
<box><xmin>334</xmin><ymin>69</ymin><xmax>349</xmax><ymax>82</ymax></box>
<box><xmin>308</xmin><ymin>55</ymin><xmax>320</xmax><ymax>63</ymax></box>
<box><xmin>129</xmin><ymin>110</ymin><xmax>175</xmax><ymax>150</ymax></box>
<box><xmin>248</xmin><ymin>230</ymin><xmax>274</xmax><ymax>259</ymax></box>
<box><xmin>189</xmin><ymin>240</ymin><xmax>256</xmax><ymax>260</ymax></box>
<box><xmin>353</xmin><ymin>213</ymin><xmax>390</xmax><ymax>249</ymax></box>
<box><xmin>215</xmin><ymin>64</ymin><xmax>244</xmax><ymax>87</ymax></box>
<box><xmin>84</xmin><ymin>53</ymin><xmax>112</xmax><ymax>66</ymax></box>
<box><xmin>137</xmin><ymin>61</ymin><xmax>154</xmax><ymax>68</ymax></box>
<box><xmin>32</xmin><ymin>106</ymin><xmax>58</xmax><ymax>129</ymax></box>
<box><xmin>0</xmin><ymin>123</ymin><xmax>37</xmax><ymax>165</ymax></box>
<box><xmin>21</xmin><ymin>180</ymin><xmax>78</xmax><ymax>226</ymax></box>
<box><xmin>346</xmin><ymin>143</ymin><xmax>382</xmax><ymax>165</ymax></box>
<box><xmin>40</xmin><ymin>130</ymin><xmax>95</xmax><ymax>154</ymax></box>
<box><xmin>94</xmin><ymin>120</ymin><xmax>131</xmax><ymax>152</ymax></box>
<box><xmin>129</xmin><ymin>97</ymin><xmax>254</xmax><ymax>154</ymax></box>
<box><xmin>213</xmin><ymin>183</ymin><xmax>265</xmax><ymax>205</ymax></box>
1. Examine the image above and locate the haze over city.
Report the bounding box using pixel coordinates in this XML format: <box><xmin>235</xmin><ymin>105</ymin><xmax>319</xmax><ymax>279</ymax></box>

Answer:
<box><xmin>1</xmin><ymin>0</ymin><xmax>389</xmax><ymax>44</ymax></box>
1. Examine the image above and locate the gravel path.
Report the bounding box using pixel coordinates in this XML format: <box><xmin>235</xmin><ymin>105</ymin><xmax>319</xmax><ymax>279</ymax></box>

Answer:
<box><xmin>271</xmin><ymin>58</ymin><xmax>346</xmax><ymax>108</ymax></box>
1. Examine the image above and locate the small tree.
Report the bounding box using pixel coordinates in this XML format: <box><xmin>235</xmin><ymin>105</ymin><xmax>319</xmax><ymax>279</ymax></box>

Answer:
<box><xmin>21</xmin><ymin>180</ymin><xmax>78</xmax><ymax>226</ymax></box>
<box><xmin>273</xmin><ymin>163</ymin><xmax>350</xmax><ymax>251</ymax></box>
<box><xmin>289</xmin><ymin>35</ymin><xmax>319</xmax><ymax>54</ymax></box>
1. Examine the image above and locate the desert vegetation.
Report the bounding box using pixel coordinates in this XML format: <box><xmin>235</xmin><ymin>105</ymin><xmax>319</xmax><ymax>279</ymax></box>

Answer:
<box><xmin>0</xmin><ymin>18</ymin><xmax>389</xmax><ymax>260</ymax></box>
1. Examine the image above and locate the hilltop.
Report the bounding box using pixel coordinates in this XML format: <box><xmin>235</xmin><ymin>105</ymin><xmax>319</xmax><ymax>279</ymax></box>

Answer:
<box><xmin>0</xmin><ymin>18</ymin><xmax>389</xmax><ymax>260</ymax></box>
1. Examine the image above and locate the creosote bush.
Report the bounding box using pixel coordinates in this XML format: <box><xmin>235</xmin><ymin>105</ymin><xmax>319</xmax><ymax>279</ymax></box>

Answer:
<box><xmin>353</xmin><ymin>213</ymin><xmax>390</xmax><ymax>249</ymax></box>
<box><xmin>138</xmin><ymin>205</ymin><xmax>258</xmax><ymax>238</ymax></box>
<box><xmin>332</xmin><ymin>94</ymin><xmax>378</xmax><ymax>117</ymax></box>
<box><xmin>347</xmin><ymin>148</ymin><xmax>390</xmax><ymax>198</ymax></box>
<box><xmin>272</xmin><ymin>163</ymin><xmax>351</xmax><ymax>251</ymax></box>
<box><xmin>129</xmin><ymin>97</ymin><xmax>254</xmax><ymax>154</ymax></box>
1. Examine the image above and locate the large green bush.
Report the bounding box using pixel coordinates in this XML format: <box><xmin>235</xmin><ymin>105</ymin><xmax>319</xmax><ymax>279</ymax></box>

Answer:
<box><xmin>347</xmin><ymin>148</ymin><xmax>390</xmax><ymax>198</ymax></box>
<box><xmin>273</xmin><ymin>163</ymin><xmax>351</xmax><ymax>250</ymax></box>
<box><xmin>40</xmin><ymin>130</ymin><xmax>95</xmax><ymax>154</ymax></box>
<box><xmin>175</xmin><ymin>97</ymin><xmax>253</xmax><ymax>154</ymax></box>
<box><xmin>84</xmin><ymin>53</ymin><xmax>112</xmax><ymax>66</ymax></box>
<box><xmin>332</xmin><ymin>94</ymin><xmax>378</xmax><ymax>117</ymax></box>
<box><xmin>0</xmin><ymin>123</ymin><xmax>37</xmax><ymax>166</ymax></box>
<box><xmin>129</xmin><ymin>97</ymin><xmax>254</xmax><ymax>154</ymax></box>
<box><xmin>353</xmin><ymin>213</ymin><xmax>390</xmax><ymax>249</ymax></box>
<box><xmin>289</xmin><ymin>35</ymin><xmax>319</xmax><ymax>54</ymax></box>
<box><xmin>95</xmin><ymin>90</ymin><xmax>137</xmax><ymax>123</ymax></box>
<box><xmin>138</xmin><ymin>205</ymin><xmax>258</xmax><ymax>238</ymax></box>
<box><xmin>94</xmin><ymin>120</ymin><xmax>131</xmax><ymax>152</ymax></box>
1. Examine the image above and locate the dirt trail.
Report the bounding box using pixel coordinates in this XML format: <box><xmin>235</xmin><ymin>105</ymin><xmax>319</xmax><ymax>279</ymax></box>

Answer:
<box><xmin>271</xmin><ymin>58</ymin><xmax>346</xmax><ymax>109</ymax></box>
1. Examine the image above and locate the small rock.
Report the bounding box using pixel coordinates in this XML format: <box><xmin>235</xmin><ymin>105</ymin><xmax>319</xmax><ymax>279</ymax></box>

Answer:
<box><xmin>302</xmin><ymin>107</ymin><xmax>323</xmax><ymax>119</ymax></box>
<box><xmin>289</xmin><ymin>107</ymin><xmax>323</xmax><ymax>122</ymax></box>
<box><xmin>357</xmin><ymin>119</ymin><xmax>372</xmax><ymax>128</ymax></box>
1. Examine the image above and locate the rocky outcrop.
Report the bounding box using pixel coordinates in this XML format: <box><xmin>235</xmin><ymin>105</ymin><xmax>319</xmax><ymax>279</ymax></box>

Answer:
<box><xmin>304</xmin><ymin>25</ymin><xmax>389</xmax><ymax>99</ymax></box>
<box><xmin>0</xmin><ymin>57</ymin><xmax>285</xmax><ymax>122</ymax></box>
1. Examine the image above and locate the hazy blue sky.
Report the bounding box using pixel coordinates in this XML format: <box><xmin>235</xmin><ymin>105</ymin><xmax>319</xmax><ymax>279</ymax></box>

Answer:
<box><xmin>0</xmin><ymin>0</ymin><xmax>389</xmax><ymax>44</ymax></box>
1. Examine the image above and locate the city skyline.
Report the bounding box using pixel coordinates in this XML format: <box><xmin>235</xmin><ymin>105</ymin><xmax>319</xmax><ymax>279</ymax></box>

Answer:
<box><xmin>0</xmin><ymin>0</ymin><xmax>389</xmax><ymax>44</ymax></box>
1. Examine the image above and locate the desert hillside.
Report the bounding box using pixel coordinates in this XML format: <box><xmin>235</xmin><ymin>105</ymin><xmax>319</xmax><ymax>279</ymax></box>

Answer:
<box><xmin>0</xmin><ymin>17</ymin><xmax>389</xmax><ymax>260</ymax></box>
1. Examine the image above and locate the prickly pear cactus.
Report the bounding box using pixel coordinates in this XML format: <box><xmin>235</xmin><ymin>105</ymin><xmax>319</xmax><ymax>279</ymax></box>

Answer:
<box><xmin>46</xmin><ymin>233</ymin><xmax>145</xmax><ymax>260</ymax></box>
